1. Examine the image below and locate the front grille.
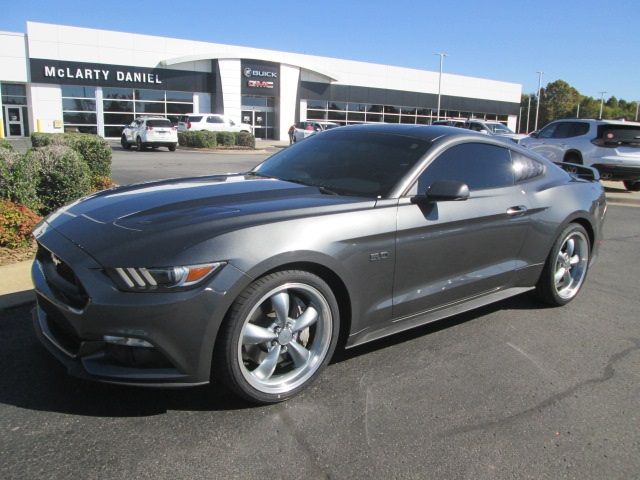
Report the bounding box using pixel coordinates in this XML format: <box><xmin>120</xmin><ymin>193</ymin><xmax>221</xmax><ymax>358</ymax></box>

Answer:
<box><xmin>36</xmin><ymin>243</ymin><xmax>89</xmax><ymax>310</ymax></box>
<box><xmin>39</xmin><ymin>296</ymin><xmax>82</xmax><ymax>355</ymax></box>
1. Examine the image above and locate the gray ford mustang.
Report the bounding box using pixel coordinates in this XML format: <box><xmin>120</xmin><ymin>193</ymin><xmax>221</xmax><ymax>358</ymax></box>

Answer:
<box><xmin>32</xmin><ymin>124</ymin><xmax>606</xmax><ymax>403</ymax></box>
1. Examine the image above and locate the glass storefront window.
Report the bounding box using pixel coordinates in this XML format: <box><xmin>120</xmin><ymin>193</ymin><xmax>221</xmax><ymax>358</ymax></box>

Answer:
<box><xmin>166</xmin><ymin>91</ymin><xmax>194</xmax><ymax>102</ymax></box>
<box><xmin>63</xmin><ymin>112</ymin><xmax>97</xmax><ymax>124</ymax></box>
<box><xmin>62</xmin><ymin>99</ymin><xmax>96</xmax><ymax>111</ymax></box>
<box><xmin>103</xmin><ymin>100</ymin><xmax>134</xmax><ymax>112</ymax></box>
<box><xmin>306</xmin><ymin>110</ymin><xmax>327</xmax><ymax>120</ymax></box>
<box><xmin>104</xmin><ymin>113</ymin><xmax>135</xmax><ymax>125</ymax></box>
<box><xmin>166</xmin><ymin>103</ymin><xmax>193</xmax><ymax>114</ymax></box>
<box><xmin>61</xmin><ymin>86</ymin><xmax>96</xmax><ymax>98</ymax></box>
<box><xmin>328</xmin><ymin>101</ymin><xmax>347</xmax><ymax>111</ymax></box>
<box><xmin>103</xmin><ymin>87</ymin><xmax>134</xmax><ymax>100</ymax></box>
<box><xmin>134</xmin><ymin>102</ymin><xmax>165</xmax><ymax>114</ymax></box>
<box><xmin>135</xmin><ymin>89</ymin><xmax>165</xmax><ymax>101</ymax></box>
<box><xmin>306</xmin><ymin>99</ymin><xmax>327</xmax><ymax>109</ymax></box>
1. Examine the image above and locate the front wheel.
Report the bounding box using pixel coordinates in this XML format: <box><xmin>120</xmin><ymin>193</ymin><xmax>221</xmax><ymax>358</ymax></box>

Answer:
<box><xmin>535</xmin><ymin>223</ymin><xmax>590</xmax><ymax>306</ymax></box>
<box><xmin>121</xmin><ymin>135</ymin><xmax>131</xmax><ymax>150</ymax></box>
<box><xmin>623</xmin><ymin>180</ymin><xmax>640</xmax><ymax>191</ymax></box>
<box><xmin>213</xmin><ymin>270</ymin><xmax>339</xmax><ymax>404</ymax></box>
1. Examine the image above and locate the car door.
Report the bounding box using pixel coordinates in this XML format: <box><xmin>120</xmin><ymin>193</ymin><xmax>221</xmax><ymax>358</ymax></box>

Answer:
<box><xmin>392</xmin><ymin>142</ymin><xmax>531</xmax><ymax>319</ymax></box>
<box><xmin>524</xmin><ymin>122</ymin><xmax>569</xmax><ymax>161</ymax></box>
<box><xmin>207</xmin><ymin>115</ymin><xmax>225</xmax><ymax>132</ymax></box>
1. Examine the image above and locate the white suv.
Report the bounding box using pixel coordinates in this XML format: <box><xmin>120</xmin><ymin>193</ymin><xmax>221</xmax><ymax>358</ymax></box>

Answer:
<box><xmin>293</xmin><ymin>121</ymin><xmax>340</xmax><ymax>142</ymax></box>
<box><xmin>520</xmin><ymin>119</ymin><xmax>640</xmax><ymax>191</ymax></box>
<box><xmin>178</xmin><ymin>114</ymin><xmax>251</xmax><ymax>133</ymax></box>
<box><xmin>121</xmin><ymin>117</ymin><xmax>178</xmax><ymax>151</ymax></box>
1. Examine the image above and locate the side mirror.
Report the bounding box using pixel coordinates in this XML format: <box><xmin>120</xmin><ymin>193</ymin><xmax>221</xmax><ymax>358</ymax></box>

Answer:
<box><xmin>411</xmin><ymin>180</ymin><xmax>470</xmax><ymax>205</ymax></box>
<box><xmin>529</xmin><ymin>131</ymin><xmax>539</xmax><ymax>138</ymax></box>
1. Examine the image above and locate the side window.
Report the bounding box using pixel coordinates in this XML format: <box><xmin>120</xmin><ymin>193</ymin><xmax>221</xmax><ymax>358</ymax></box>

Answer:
<box><xmin>207</xmin><ymin>116</ymin><xmax>224</xmax><ymax>124</ymax></box>
<box><xmin>570</xmin><ymin>122</ymin><xmax>590</xmax><ymax>137</ymax></box>
<box><xmin>552</xmin><ymin>122</ymin><xmax>574</xmax><ymax>138</ymax></box>
<box><xmin>538</xmin><ymin>123</ymin><xmax>557</xmax><ymax>139</ymax></box>
<box><xmin>469</xmin><ymin>123</ymin><xmax>483</xmax><ymax>132</ymax></box>
<box><xmin>511</xmin><ymin>151</ymin><xmax>545</xmax><ymax>182</ymax></box>
<box><xmin>416</xmin><ymin>143</ymin><xmax>514</xmax><ymax>192</ymax></box>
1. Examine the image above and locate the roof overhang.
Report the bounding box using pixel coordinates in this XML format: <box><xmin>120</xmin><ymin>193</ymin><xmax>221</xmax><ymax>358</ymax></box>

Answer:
<box><xmin>160</xmin><ymin>55</ymin><xmax>337</xmax><ymax>83</ymax></box>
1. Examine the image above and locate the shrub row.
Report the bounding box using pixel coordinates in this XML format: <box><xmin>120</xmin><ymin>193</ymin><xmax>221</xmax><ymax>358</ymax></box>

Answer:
<box><xmin>31</xmin><ymin>132</ymin><xmax>112</xmax><ymax>187</ymax></box>
<box><xmin>0</xmin><ymin>139</ymin><xmax>14</xmax><ymax>151</ymax></box>
<box><xmin>0</xmin><ymin>199</ymin><xmax>42</xmax><ymax>249</ymax></box>
<box><xmin>177</xmin><ymin>131</ymin><xmax>255</xmax><ymax>149</ymax></box>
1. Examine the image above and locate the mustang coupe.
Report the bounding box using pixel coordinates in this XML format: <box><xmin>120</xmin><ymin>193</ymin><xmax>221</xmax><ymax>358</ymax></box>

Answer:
<box><xmin>32</xmin><ymin>124</ymin><xmax>606</xmax><ymax>403</ymax></box>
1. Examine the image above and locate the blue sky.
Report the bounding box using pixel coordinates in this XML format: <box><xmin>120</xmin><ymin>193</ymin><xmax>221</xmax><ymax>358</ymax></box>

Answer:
<box><xmin>2</xmin><ymin>0</ymin><xmax>639</xmax><ymax>100</ymax></box>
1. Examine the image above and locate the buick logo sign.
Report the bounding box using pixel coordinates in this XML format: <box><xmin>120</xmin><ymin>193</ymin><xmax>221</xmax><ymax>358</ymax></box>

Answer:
<box><xmin>243</xmin><ymin>67</ymin><xmax>278</xmax><ymax>79</ymax></box>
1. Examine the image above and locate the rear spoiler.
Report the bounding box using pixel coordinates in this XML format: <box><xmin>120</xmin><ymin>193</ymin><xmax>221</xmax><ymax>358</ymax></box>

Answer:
<box><xmin>553</xmin><ymin>162</ymin><xmax>600</xmax><ymax>181</ymax></box>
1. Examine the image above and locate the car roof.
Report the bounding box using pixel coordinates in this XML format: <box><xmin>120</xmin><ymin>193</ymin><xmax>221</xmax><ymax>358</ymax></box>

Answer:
<box><xmin>322</xmin><ymin>123</ymin><xmax>478</xmax><ymax>142</ymax></box>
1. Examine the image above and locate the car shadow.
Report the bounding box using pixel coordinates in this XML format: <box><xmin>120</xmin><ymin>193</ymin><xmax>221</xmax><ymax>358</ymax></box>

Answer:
<box><xmin>0</xmin><ymin>293</ymin><xmax>541</xmax><ymax>417</ymax></box>
<box><xmin>604</xmin><ymin>185</ymin><xmax>631</xmax><ymax>194</ymax></box>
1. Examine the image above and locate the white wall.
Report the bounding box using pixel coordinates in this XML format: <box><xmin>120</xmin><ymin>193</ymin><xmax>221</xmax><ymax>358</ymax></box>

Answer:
<box><xmin>194</xmin><ymin>93</ymin><xmax>211</xmax><ymax>114</ymax></box>
<box><xmin>29</xmin><ymin>84</ymin><xmax>63</xmax><ymax>133</ymax></box>
<box><xmin>0</xmin><ymin>31</ymin><xmax>28</xmax><ymax>82</ymax></box>
<box><xmin>217</xmin><ymin>59</ymin><xmax>241</xmax><ymax>124</ymax></box>
<box><xmin>278</xmin><ymin>65</ymin><xmax>300</xmax><ymax>141</ymax></box>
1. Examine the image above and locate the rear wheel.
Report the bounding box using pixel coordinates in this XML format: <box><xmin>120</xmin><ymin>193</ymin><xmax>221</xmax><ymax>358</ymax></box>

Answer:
<box><xmin>121</xmin><ymin>135</ymin><xmax>131</xmax><ymax>150</ymax></box>
<box><xmin>168</xmin><ymin>143</ymin><xmax>177</xmax><ymax>152</ymax></box>
<box><xmin>136</xmin><ymin>137</ymin><xmax>145</xmax><ymax>151</ymax></box>
<box><xmin>213</xmin><ymin>270</ymin><xmax>339</xmax><ymax>404</ymax></box>
<box><xmin>535</xmin><ymin>223</ymin><xmax>590</xmax><ymax>306</ymax></box>
<box><xmin>623</xmin><ymin>180</ymin><xmax>640</xmax><ymax>191</ymax></box>
<box><xmin>563</xmin><ymin>152</ymin><xmax>582</xmax><ymax>173</ymax></box>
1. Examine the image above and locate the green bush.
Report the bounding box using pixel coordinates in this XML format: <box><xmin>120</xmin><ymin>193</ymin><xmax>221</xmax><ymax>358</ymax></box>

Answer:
<box><xmin>216</xmin><ymin>131</ymin><xmax>235</xmax><ymax>147</ymax></box>
<box><xmin>0</xmin><ymin>200</ymin><xmax>41</xmax><ymax>249</ymax></box>
<box><xmin>0</xmin><ymin>148</ymin><xmax>40</xmax><ymax>211</ymax></box>
<box><xmin>235</xmin><ymin>131</ymin><xmax>255</xmax><ymax>148</ymax></box>
<box><xmin>30</xmin><ymin>132</ymin><xmax>111</xmax><ymax>188</ymax></box>
<box><xmin>27</xmin><ymin>146</ymin><xmax>91</xmax><ymax>215</ymax></box>
<box><xmin>178</xmin><ymin>131</ymin><xmax>217</xmax><ymax>148</ymax></box>
<box><xmin>0</xmin><ymin>139</ymin><xmax>14</xmax><ymax>151</ymax></box>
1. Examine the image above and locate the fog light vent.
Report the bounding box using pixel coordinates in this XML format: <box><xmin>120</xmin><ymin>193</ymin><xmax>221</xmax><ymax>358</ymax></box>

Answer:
<box><xmin>103</xmin><ymin>335</ymin><xmax>153</xmax><ymax>348</ymax></box>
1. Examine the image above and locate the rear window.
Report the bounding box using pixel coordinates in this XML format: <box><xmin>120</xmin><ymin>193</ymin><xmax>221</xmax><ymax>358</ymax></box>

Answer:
<box><xmin>597</xmin><ymin>124</ymin><xmax>640</xmax><ymax>146</ymax></box>
<box><xmin>146</xmin><ymin>119</ymin><xmax>172</xmax><ymax>127</ymax></box>
<box><xmin>188</xmin><ymin>116</ymin><xmax>203</xmax><ymax>122</ymax></box>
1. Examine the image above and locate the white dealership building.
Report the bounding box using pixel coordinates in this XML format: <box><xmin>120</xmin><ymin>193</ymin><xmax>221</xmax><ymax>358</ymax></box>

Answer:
<box><xmin>0</xmin><ymin>22</ymin><xmax>522</xmax><ymax>141</ymax></box>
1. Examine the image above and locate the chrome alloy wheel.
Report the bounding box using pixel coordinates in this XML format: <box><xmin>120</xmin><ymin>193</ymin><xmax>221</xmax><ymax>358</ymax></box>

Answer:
<box><xmin>237</xmin><ymin>282</ymin><xmax>332</xmax><ymax>395</ymax></box>
<box><xmin>553</xmin><ymin>230</ymin><xmax>589</xmax><ymax>300</ymax></box>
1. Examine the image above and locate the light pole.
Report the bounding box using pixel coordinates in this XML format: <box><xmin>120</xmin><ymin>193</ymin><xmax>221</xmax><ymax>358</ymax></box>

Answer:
<box><xmin>534</xmin><ymin>71</ymin><xmax>544</xmax><ymax>131</ymax></box>
<box><xmin>635</xmin><ymin>101</ymin><xmax>639</xmax><ymax>121</ymax></box>
<box><xmin>434</xmin><ymin>52</ymin><xmax>447</xmax><ymax>121</ymax></box>
<box><xmin>526</xmin><ymin>95</ymin><xmax>531</xmax><ymax>133</ymax></box>
<box><xmin>576</xmin><ymin>102</ymin><xmax>580</xmax><ymax>118</ymax></box>
<box><xmin>598</xmin><ymin>91</ymin><xmax>607</xmax><ymax>119</ymax></box>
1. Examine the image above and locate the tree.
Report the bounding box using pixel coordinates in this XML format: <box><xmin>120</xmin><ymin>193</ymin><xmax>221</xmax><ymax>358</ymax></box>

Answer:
<box><xmin>539</xmin><ymin>80</ymin><xmax>580</xmax><ymax>125</ymax></box>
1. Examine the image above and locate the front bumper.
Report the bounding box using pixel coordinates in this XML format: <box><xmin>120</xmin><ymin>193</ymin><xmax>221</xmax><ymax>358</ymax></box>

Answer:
<box><xmin>31</xmin><ymin>226</ymin><xmax>249</xmax><ymax>387</ymax></box>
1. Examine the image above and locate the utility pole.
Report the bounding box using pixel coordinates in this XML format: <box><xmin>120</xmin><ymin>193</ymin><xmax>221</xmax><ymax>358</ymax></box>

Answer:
<box><xmin>434</xmin><ymin>52</ymin><xmax>447</xmax><ymax>121</ymax></box>
<box><xmin>576</xmin><ymin>103</ymin><xmax>580</xmax><ymax>118</ymax></box>
<box><xmin>534</xmin><ymin>71</ymin><xmax>544</xmax><ymax>131</ymax></box>
<box><xmin>526</xmin><ymin>95</ymin><xmax>531</xmax><ymax>134</ymax></box>
<box><xmin>598</xmin><ymin>91</ymin><xmax>607</xmax><ymax>119</ymax></box>
<box><xmin>518</xmin><ymin>107</ymin><xmax>522</xmax><ymax>133</ymax></box>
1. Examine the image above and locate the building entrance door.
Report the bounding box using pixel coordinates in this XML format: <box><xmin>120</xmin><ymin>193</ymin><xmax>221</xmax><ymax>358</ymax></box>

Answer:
<box><xmin>241</xmin><ymin>109</ymin><xmax>275</xmax><ymax>139</ymax></box>
<box><xmin>3</xmin><ymin>106</ymin><xmax>25</xmax><ymax>137</ymax></box>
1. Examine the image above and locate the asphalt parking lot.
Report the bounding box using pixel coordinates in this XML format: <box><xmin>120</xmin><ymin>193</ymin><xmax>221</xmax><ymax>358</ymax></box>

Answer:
<box><xmin>1</xmin><ymin>148</ymin><xmax>639</xmax><ymax>479</ymax></box>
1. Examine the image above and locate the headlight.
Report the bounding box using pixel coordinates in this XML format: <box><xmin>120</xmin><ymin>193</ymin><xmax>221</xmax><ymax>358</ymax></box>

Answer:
<box><xmin>107</xmin><ymin>262</ymin><xmax>225</xmax><ymax>292</ymax></box>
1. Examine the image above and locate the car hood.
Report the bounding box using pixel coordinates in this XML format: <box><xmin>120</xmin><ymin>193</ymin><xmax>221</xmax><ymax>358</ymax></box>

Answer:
<box><xmin>40</xmin><ymin>174</ymin><xmax>374</xmax><ymax>266</ymax></box>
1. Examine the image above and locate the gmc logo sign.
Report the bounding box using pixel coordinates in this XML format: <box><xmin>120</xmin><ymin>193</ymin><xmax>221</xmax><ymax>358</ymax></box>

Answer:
<box><xmin>247</xmin><ymin>80</ymin><xmax>274</xmax><ymax>88</ymax></box>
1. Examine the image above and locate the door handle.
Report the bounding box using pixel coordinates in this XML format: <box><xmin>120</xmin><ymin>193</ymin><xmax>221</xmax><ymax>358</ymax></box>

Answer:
<box><xmin>507</xmin><ymin>205</ymin><xmax>528</xmax><ymax>216</ymax></box>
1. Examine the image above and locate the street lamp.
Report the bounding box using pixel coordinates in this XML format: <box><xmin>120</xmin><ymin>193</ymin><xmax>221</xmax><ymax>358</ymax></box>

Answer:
<box><xmin>534</xmin><ymin>71</ymin><xmax>544</xmax><ymax>131</ymax></box>
<box><xmin>635</xmin><ymin>101</ymin><xmax>639</xmax><ymax>122</ymax></box>
<box><xmin>598</xmin><ymin>91</ymin><xmax>607</xmax><ymax>119</ymax></box>
<box><xmin>434</xmin><ymin>52</ymin><xmax>447</xmax><ymax>121</ymax></box>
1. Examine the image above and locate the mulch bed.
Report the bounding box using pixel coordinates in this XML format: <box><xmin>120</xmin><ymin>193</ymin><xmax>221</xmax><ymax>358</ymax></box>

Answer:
<box><xmin>0</xmin><ymin>243</ymin><xmax>37</xmax><ymax>267</ymax></box>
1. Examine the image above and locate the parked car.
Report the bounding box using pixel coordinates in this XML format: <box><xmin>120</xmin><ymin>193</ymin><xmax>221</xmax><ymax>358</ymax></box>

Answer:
<box><xmin>121</xmin><ymin>117</ymin><xmax>178</xmax><ymax>151</ymax></box>
<box><xmin>465</xmin><ymin>119</ymin><xmax>526</xmax><ymax>142</ymax></box>
<box><xmin>520</xmin><ymin>119</ymin><xmax>640</xmax><ymax>191</ymax></box>
<box><xmin>293</xmin><ymin>121</ymin><xmax>339</xmax><ymax>142</ymax></box>
<box><xmin>178</xmin><ymin>114</ymin><xmax>251</xmax><ymax>133</ymax></box>
<box><xmin>32</xmin><ymin>124</ymin><xmax>605</xmax><ymax>404</ymax></box>
<box><xmin>432</xmin><ymin>119</ymin><xmax>467</xmax><ymax>128</ymax></box>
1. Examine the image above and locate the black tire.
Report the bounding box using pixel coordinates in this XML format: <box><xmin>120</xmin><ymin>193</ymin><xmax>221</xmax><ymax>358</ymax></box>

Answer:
<box><xmin>563</xmin><ymin>152</ymin><xmax>582</xmax><ymax>174</ymax></box>
<box><xmin>213</xmin><ymin>270</ymin><xmax>339</xmax><ymax>404</ymax></box>
<box><xmin>535</xmin><ymin>223</ymin><xmax>590</xmax><ymax>306</ymax></box>
<box><xmin>121</xmin><ymin>135</ymin><xmax>131</xmax><ymax>150</ymax></box>
<box><xmin>623</xmin><ymin>180</ymin><xmax>640</xmax><ymax>191</ymax></box>
<box><xmin>152</xmin><ymin>145</ymin><xmax>159</xmax><ymax>150</ymax></box>
<box><xmin>168</xmin><ymin>143</ymin><xmax>177</xmax><ymax>152</ymax></box>
<box><xmin>136</xmin><ymin>137</ymin><xmax>145</xmax><ymax>151</ymax></box>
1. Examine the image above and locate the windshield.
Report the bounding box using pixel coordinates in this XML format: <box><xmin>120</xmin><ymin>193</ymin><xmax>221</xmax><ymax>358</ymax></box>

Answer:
<box><xmin>255</xmin><ymin>130</ymin><xmax>431</xmax><ymax>198</ymax></box>
<box><xmin>487</xmin><ymin>123</ymin><xmax>514</xmax><ymax>134</ymax></box>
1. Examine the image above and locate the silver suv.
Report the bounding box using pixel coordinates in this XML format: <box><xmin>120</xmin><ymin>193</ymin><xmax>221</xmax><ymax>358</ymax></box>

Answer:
<box><xmin>465</xmin><ymin>119</ymin><xmax>526</xmax><ymax>142</ymax></box>
<box><xmin>520</xmin><ymin>119</ymin><xmax>640</xmax><ymax>191</ymax></box>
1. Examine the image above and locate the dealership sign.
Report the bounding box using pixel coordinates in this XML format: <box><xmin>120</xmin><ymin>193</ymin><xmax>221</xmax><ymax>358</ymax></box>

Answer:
<box><xmin>30</xmin><ymin>58</ymin><xmax>213</xmax><ymax>92</ymax></box>
<box><xmin>241</xmin><ymin>60</ymin><xmax>279</xmax><ymax>94</ymax></box>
